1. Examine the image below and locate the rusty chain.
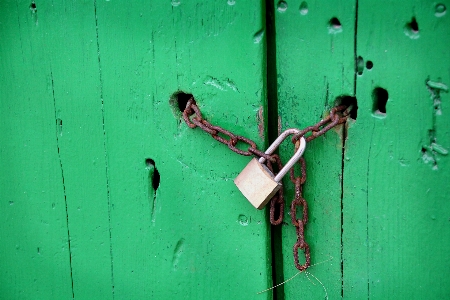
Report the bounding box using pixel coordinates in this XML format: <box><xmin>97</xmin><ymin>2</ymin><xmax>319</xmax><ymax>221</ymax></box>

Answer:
<box><xmin>182</xmin><ymin>97</ymin><xmax>351</xmax><ymax>271</ymax></box>
<box><xmin>290</xmin><ymin>156</ymin><xmax>310</xmax><ymax>270</ymax></box>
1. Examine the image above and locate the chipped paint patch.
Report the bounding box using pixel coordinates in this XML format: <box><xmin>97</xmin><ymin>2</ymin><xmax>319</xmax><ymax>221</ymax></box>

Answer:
<box><xmin>204</xmin><ymin>76</ymin><xmax>239</xmax><ymax>92</ymax></box>
<box><xmin>277</xmin><ymin>115</ymin><xmax>282</xmax><ymax>136</ymax></box>
<box><xmin>257</xmin><ymin>106</ymin><xmax>265</xmax><ymax>140</ymax></box>
<box><xmin>422</xmin><ymin>79</ymin><xmax>449</xmax><ymax>169</ymax></box>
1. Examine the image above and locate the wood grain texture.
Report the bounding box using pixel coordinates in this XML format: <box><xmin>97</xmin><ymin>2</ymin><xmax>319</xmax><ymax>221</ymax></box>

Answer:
<box><xmin>1</xmin><ymin>0</ymin><xmax>449</xmax><ymax>299</ymax></box>
<box><xmin>344</xmin><ymin>1</ymin><xmax>450</xmax><ymax>298</ymax></box>
<box><xmin>273</xmin><ymin>1</ymin><xmax>355</xmax><ymax>298</ymax></box>
<box><xmin>1</xmin><ymin>1</ymin><xmax>270</xmax><ymax>299</ymax></box>
<box><xmin>94</xmin><ymin>1</ymin><xmax>271</xmax><ymax>298</ymax></box>
<box><xmin>0</xmin><ymin>2</ymin><xmax>74</xmax><ymax>299</ymax></box>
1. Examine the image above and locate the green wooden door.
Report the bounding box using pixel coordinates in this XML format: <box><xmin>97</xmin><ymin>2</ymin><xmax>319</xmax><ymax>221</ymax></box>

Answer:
<box><xmin>1</xmin><ymin>1</ymin><xmax>449</xmax><ymax>299</ymax></box>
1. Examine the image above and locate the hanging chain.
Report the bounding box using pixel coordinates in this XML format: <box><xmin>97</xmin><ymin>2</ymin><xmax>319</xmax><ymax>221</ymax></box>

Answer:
<box><xmin>182</xmin><ymin>97</ymin><xmax>351</xmax><ymax>271</ymax></box>
<box><xmin>290</xmin><ymin>156</ymin><xmax>310</xmax><ymax>270</ymax></box>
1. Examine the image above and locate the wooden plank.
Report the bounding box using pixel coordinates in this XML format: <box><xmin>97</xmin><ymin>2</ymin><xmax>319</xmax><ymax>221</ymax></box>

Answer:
<box><xmin>344</xmin><ymin>0</ymin><xmax>450</xmax><ymax>298</ymax></box>
<box><xmin>39</xmin><ymin>3</ymin><xmax>115</xmax><ymax>298</ymax></box>
<box><xmin>272</xmin><ymin>1</ymin><xmax>356</xmax><ymax>298</ymax></box>
<box><xmin>0</xmin><ymin>1</ymin><xmax>73</xmax><ymax>299</ymax></box>
<box><xmin>1</xmin><ymin>1</ymin><xmax>116</xmax><ymax>298</ymax></box>
<box><xmin>94</xmin><ymin>1</ymin><xmax>271</xmax><ymax>299</ymax></box>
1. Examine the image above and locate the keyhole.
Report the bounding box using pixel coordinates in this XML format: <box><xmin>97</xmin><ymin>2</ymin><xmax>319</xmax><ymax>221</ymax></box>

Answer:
<box><xmin>372</xmin><ymin>87</ymin><xmax>389</xmax><ymax>116</ymax></box>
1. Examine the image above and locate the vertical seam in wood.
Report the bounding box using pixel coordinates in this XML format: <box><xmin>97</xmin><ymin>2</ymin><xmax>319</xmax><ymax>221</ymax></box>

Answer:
<box><xmin>366</xmin><ymin>123</ymin><xmax>375</xmax><ymax>300</ymax></box>
<box><xmin>51</xmin><ymin>70</ymin><xmax>75</xmax><ymax>299</ymax></box>
<box><xmin>266</xmin><ymin>0</ymin><xmax>284</xmax><ymax>298</ymax></box>
<box><xmin>353</xmin><ymin>0</ymin><xmax>359</xmax><ymax>96</ymax></box>
<box><xmin>340</xmin><ymin>127</ymin><xmax>346</xmax><ymax>299</ymax></box>
<box><xmin>94</xmin><ymin>2</ymin><xmax>115</xmax><ymax>297</ymax></box>
<box><xmin>341</xmin><ymin>0</ymin><xmax>359</xmax><ymax>298</ymax></box>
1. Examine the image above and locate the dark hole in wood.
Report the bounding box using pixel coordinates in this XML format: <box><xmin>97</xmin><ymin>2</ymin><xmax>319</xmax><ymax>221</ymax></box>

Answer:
<box><xmin>366</xmin><ymin>60</ymin><xmax>373</xmax><ymax>70</ymax></box>
<box><xmin>356</xmin><ymin>56</ymin><xmax>364</xmax><ymax>75</ymax></box>
<box><xmin>176</xmin><ymin>92</ymin><xmax>193</xmax><ymax>112</ymax></box>
<box><xmin>30</xmin><ymin>2</ymin><xmax>36</xmax><ymax>10</ymax></box>
<box><xmin>145</xmin><ymin>158</ymin><xmax>160</xmax><ymax>191</ymax></box>
<box><xmin>435</xmin><ymin>4</ymin><xmax>446</xmax><ymax>16</ymax></box>
<box><xmin>406</xmin><ymin>17</ymin><xmax>419</xmax><ymax>33</ymax></box>
<box><xmin>372</xmin><ymin>87</ymin><xmax>389</xmax><ymax>114</ymax></box>
<box><xmin>329</xmin><ymin>17</ymin><xmax>341</xmax><ymax>28</ymax></box>
<box><xmin>409</xmin><ymin>17</ymin><xmax>419</xmax><ymax>32</ymax></box>
<box><xmin>335</xmin><ymin>95</ymin><xmax>358</xmax><ymax>120</ymax></box>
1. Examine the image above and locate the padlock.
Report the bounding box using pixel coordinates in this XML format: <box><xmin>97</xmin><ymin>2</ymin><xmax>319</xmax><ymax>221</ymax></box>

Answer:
<box><xmin>234</xmin><ymin>129</ymin><xmax>306</xmax><ymax>209</ymax></box>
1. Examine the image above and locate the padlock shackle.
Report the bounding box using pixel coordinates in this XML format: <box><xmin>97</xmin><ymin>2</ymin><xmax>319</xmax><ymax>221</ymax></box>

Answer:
<box><xmin>258</xmin><ymin>129</ymin><xmax>306</xmax><ymax>183</ymax></box>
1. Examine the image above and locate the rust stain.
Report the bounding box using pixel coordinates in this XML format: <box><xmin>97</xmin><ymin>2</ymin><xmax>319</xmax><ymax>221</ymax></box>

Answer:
<box><xmin>257</xmin><ymin>106</ymin><xmax>265</xmax><ymax>140</ymax></box>
<box><xmin>277</xmin><ymin>115</ymin><xmax>282</xmax><ymax>136</ymax></box>
<box><xmin>333</xmin><ymin>123</ymin><xmax>345</xmax><ymax>140</ymax></box>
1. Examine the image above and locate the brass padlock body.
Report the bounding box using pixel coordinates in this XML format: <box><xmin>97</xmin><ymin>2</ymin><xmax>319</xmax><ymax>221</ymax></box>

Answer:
<box><xmin>234</xmin><ymin>158</ymin><xmax>282</xmax><ymax>209</ymax></box>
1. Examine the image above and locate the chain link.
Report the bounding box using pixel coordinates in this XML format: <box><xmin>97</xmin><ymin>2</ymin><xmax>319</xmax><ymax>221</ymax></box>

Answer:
<box><xmin>183</xmin><ymin>98</ymin><xmax>272</xmax><ymax>160</ymax></box>
<box><xmin>182</xmin><ymin>97</ymin><xmax>350</xmax><ymax>271</ymax></box>
<box><xmin>290</xmin><ymin>158</ymin><xmax>311</xmax><ymax>270</ymax></box>
<box><xmin>266</xmin><ymin>154</ymin><xmax>285</xmax><ymax>225</ymax></box>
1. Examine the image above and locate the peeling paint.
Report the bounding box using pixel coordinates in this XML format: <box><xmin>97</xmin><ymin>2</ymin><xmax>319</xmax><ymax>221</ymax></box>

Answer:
<box><xmin>204</xmin><ymin>76</ymin><xmax>239</xmax><ymax>92</ymax></box>
<box><xmin>277</xmin><ymin>115</ymin><xmax>282</xmax><ymax>136</ymax></box>
<box><xmin>257</xmin><ymin>106</ymin><xmax>264</xmax><ymax>140</ymax></box>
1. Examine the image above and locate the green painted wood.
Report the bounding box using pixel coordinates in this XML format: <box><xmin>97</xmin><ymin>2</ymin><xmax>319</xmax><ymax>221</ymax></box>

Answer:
<box><xmin>0</xmin><ymin>3</ymin><xmax>73</xmax><ymax>299</ymax></box>
<box><xmin>343</xmin><ymin>1</ymin><xmax>450</xmax><ymax>298</ymax></box>
<box><xmin>1</xmin><ymin>1</ymin><xmax>271</xmax><ymax>299</ymax></box>
<box><xmin>2</xmin><ymin>1</ymin><xmax>117</xmax><ymax>299</ymax></box>
<box><xmin>274</xmin><ymin>0</ymin><xmax>450</xmax><ymax>299</ymax></box>
<box><xmin>2</xmin><ymin>1</ymin><xmax>449</xmax><ymax>299</ymax></box>
<box><xmin>272</xmin><ymin>1</ymin><xmax>356</xmax><ymax>298</ymax></box>
<box><xmin>94</xmin><ymin>1</ymin><xmax>270</xmax><ymax>299</ymax></box>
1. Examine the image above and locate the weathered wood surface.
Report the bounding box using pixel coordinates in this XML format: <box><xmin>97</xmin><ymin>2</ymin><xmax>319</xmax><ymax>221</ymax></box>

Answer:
<box><xmin>344</xmin><ymin>1</ymin><xmax>450</xmax><ymax>298</ymax></box>
<box><xmin>274</xmin><ymin>0</ymin><xmax>450</xmax><ymax>299</ymax></box>
<box><xmin>1</xmin><ymin>0</ymin><xmax>449</xmax><ymax>299</ymax></box>
<box><xmin>273</xmin><ymin>1</ymin><xmax>355</xmax><ymax>298</ymax></box>
<box><xmin>1</xmin><ymin>1</ymin><xmax>270</xmax><ymax>299</ymax></box>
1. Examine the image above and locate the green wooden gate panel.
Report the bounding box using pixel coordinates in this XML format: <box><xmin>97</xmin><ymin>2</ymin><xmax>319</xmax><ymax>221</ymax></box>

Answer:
<box><xmin>344</xmin><ymin>1</ymin><xmax>450</xmax><ymax>299</ymax></box>
<box><xmin>1</xmin><ymin>0</ymin><xmax>450</xmax><ymax>299</ymax></box>
<box><xmin>0</xmin><ymin>3</ymin><xmax>74</xmax><ymax>298</ymax></box>
<box><xmin>273</xmin><ymin>0</ymin><xmax>450</xmax><ymax>299</ymax></box>
<box><xmin>1</xmin><ymin>1</ymin><xmax>271</xmax><ymax>299</ymax></box>
<box><xmin>273</xmin><ymin>1</ymin><xmax>356</xmax><ymax>298</ymax></box>
<box><xmin>94</xmin><ymin>1</ymin><xmax>269</xmax><ymax>299</ymax></box>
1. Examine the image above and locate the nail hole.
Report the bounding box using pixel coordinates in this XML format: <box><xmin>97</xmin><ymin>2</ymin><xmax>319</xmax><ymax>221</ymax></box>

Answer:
<box><xmin>335</xmin><ymin>95</ymin><xmax>358</xmax><ymax>120</ymax></box>
<box><xmin>145</xmin><ymin>158</ymin><xmax>155</xmax><ymax>167</ymax></box>
<box><xmin>366</xmin><ymin>60</ymin><xmax>373</xmax><ymax>70</ymax></box>
<box><xmin>56</xmin><ymin>118</ymin><xmax>63</xmax><ymax>136</ymax></box>
<box><xmin>356</xmin><ymin>56</ymin><xmax>364</xmax><ymax>75</ymax></box>
<box><xmin>299</xmin><ymin>1</ymin><xmax>308</xmax><ymax>15</ymax></box>
<box><xmin>145</xmin><ymin>158</ymin><xmax>160</xmax><ymax>191</ymax></box>
<box><xmin>372</xmin><ymin>87</ymin><xmax>389</xmax><ymax>116</ymax></box>
<box><xmin>277</xmin><ymin>1</ymin><xmax>288</xmax><ymax>12</ymax></box>
<box><xmin>328</xmin><ymin>17</ymin><xmax>342</xmax><ymax>34</ymax></box>
<box><xmin>405</xmin><ymin>17</ymin><xmax>419</xmax><ymax>39</ymax></box>
<box><xmin>329</xmin><ymin>17</ymin><xmax>341</xmax><ymax>28</ymax></box>
<box><xmin>169</xmin><ymin>91</ymin><xmax>194</xmax><ymax>117</ymax></box>
<box><xmin>30</xmin><ymin>1</ymin><xmax>37</xmax><ymax>11</ymax></box>
<box><xmin>409</xmin><ymin>17</ymin><xmax>419</xmax><ymax>32</ymax></box>
<box><xmin>435</xmin><ymin>4</ymin><xmax>446</xmax><ymax>17</ymax></box>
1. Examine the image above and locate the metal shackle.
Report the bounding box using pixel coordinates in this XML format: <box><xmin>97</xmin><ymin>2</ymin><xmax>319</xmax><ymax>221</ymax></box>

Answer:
<box><xmin>259</xmin><ymin>128</ymin><xmax>306</xmax><ymax>183</ymax></box>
